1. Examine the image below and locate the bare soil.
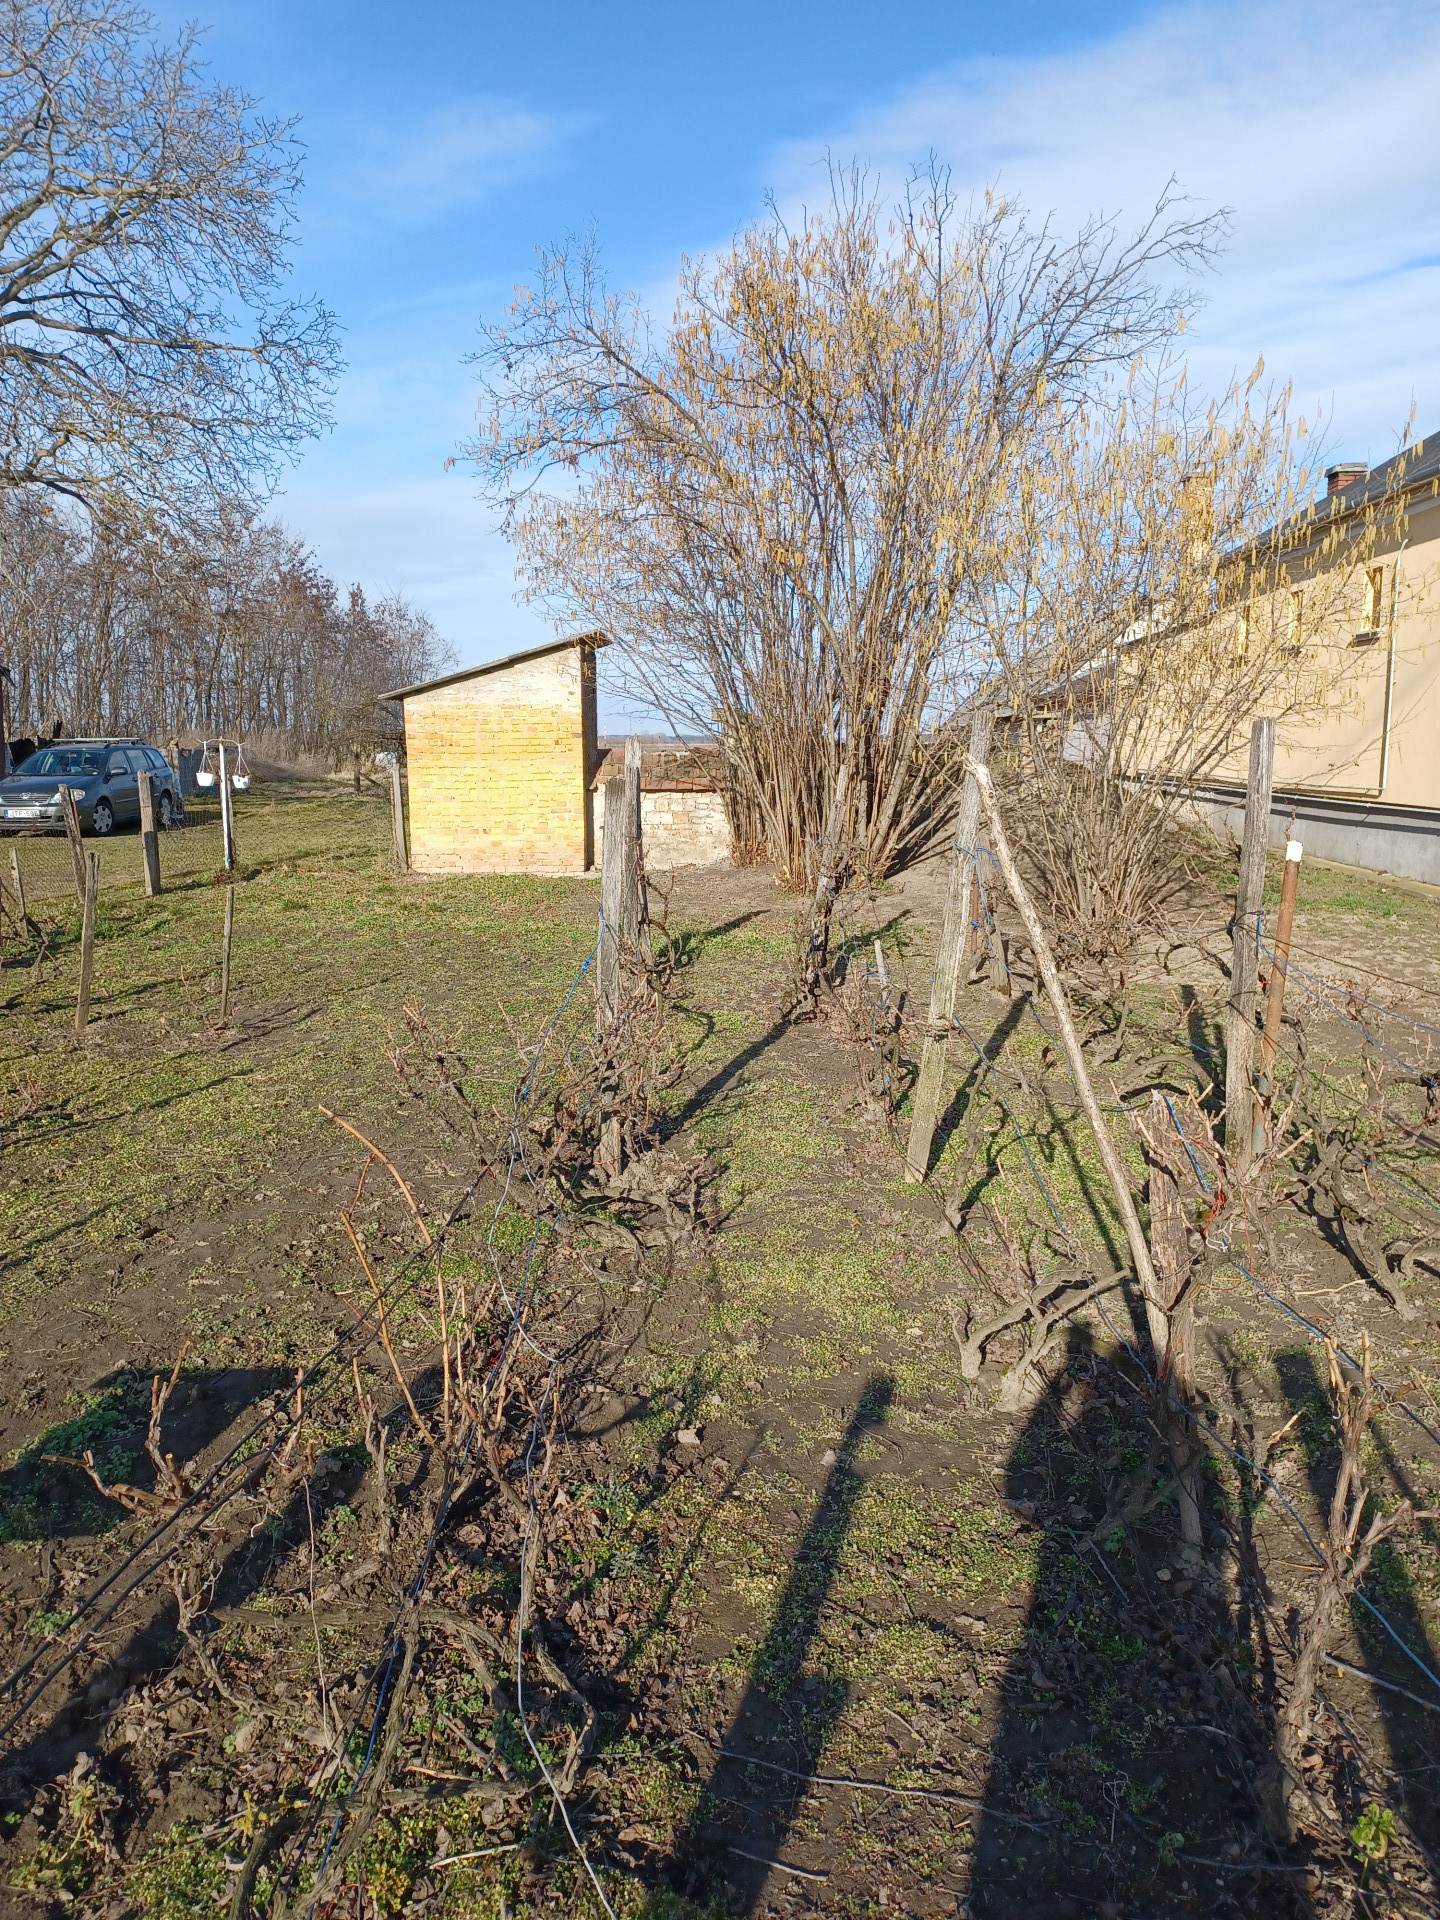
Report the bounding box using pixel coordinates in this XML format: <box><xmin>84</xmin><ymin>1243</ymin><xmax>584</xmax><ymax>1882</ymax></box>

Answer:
<box><xmin>0</xmin><ymin>808</ymin><xmax>1437</xmax><ymax>1919</ymax></box>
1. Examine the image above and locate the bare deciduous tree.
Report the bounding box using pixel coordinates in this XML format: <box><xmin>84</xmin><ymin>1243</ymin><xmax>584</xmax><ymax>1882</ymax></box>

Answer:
<box><xmin>0</xmin><ymin>496</ymin><xmax>452</xmax><ymax>760</ymax></box>
<box><xmin>466</xmin><ymin>169</ymin><xmax>1221</xmax><ymax>887</ymax></box>
<box><xmin>0</xmin><ymin>0</ymin><xmax>339</xmax><ymax>521</ymax></box>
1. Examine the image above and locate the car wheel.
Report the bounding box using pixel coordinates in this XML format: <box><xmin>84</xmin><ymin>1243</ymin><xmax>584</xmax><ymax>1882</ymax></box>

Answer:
<box><xmin>91</xmin><ymin>799</ymin><xmax>114</xmax><ymax>836</ymax></box>
<box><xmin>157</xmin><ymin>791</ymin><xmax>174</xmax><ymax>830</ymax></box>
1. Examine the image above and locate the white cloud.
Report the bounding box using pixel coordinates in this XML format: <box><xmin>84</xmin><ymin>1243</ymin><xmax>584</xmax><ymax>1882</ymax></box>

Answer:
<box><xmin>272</xmin><ymin>471</ymin><xmax>545</xmax><ymax>652</ymax></box>
<box><xmin>768</xmin><ymin>0</ymin><xmax>1440</xmax><ymax>460</ymax></box>
<box><xmin>328</xmin><ymin>94</ymin><xmax>588</xmax><ymax>229</ymax></box>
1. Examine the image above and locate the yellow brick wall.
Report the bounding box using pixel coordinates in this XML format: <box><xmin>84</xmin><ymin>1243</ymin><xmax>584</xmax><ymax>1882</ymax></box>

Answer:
<box><xmin>403</xmin><ymin>648</ymin><xmax>596</xmax><ymax>874</ymax></box>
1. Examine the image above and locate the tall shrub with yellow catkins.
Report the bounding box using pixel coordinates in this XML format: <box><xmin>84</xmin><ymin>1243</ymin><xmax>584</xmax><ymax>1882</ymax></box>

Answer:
<box><xmin>467</xmin><ymin>168</ymin><xmax>1220</xmax><ymax>887</ymax></box>
<box><xmin>974</xmin><ymin>364</ymin><xmax>1419</xmax><ymax>956</ymax></box>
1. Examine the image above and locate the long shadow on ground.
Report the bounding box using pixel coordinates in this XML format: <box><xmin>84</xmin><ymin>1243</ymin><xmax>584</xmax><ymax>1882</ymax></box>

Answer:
<box><xmin>684</xmin><ymin>1374</ymin><xmax>894</xmax><ymax>1910</ymax></box>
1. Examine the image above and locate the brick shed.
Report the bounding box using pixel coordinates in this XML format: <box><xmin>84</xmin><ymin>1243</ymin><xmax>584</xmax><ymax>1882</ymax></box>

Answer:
<box><xmin>591</xmin><ymin>742</ymin><xmax>734</xmax><ymax>869</ymax></box>
<box><xmin>383</xmin><ymin>633</ymin><xmax>605</xmax><ymax>875</ymax></box>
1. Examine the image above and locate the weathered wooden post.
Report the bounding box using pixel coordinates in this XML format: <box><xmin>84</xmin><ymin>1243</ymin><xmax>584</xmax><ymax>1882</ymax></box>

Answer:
<box><xmin>167</xmin><ymin>736</ymin><xmax>185</xmax><ymax>821</ymax></box>
<box><xmin>218</xmin><ymin>740</ymin><xmax>236</xmax><ymax>872</ymax></box>
<box><xmin>972</xmin><ymin>757</ymin><xmax>1170</xmax><ymax>1362</ymax></box>
<box><xmin>59</xmin><ymin>786</ymin><xmax>86</xmax><ymax>904</ymax></box>
<box><xmin>220</xmin><ymin>883</ymin><xmax>235</xmax><ymax>1023</ymax></box>
<box><xmin>1147</xmin><ymin>1090</ymin><xmax>1202</xmax><ymax>1562</ymax></box>
<box><xmin>597</xmin><ymin>736</ymin><xmax>644</xmax><ymax>1028</ymax></box>
<box><xmin>1225</xmin><ymin>717</ymin><xmax>1275</xmax><ymax>1172</ymax></box>
<box><xmin>1259</xmin><ymin>836</ymin><xmax>1302</xmax><ymax>1085</ymax></box>
<box><xmin>988</xmin><ymin>908</ymin><xmax>1014</xmax><ymax>998</ymax></box>
<box><xmin>389</xmin><ymin>760</ymin><xmax>409</xmax><ymax>873</ymax></box>
<box><xmin>137</xmin><ymin>769</ymin><xmax>161</xmax><ymax>897</ymax></box>
<box><xmin>905</xmin><ymin>710</ymin><xmax>993</xmax><ymax>1181</ymax></box>
<box><xmin>352</xmin><ymin>745</ymin><xmax>362</xmax><ymax>794</ymax></box>
<box><xmin>75</xmin><ymin>851</ymin><xmax>99</xmax><ymax>1039</ymax></box>
<box><xmin>7</xmin><ymin>846</ymin><xmax>25</xmax><ymax>930</ymax></box>
<box><xmin>596</xmin><ymin>737</ymin><xmax>644</xmax><ymax>1178</ymax></box>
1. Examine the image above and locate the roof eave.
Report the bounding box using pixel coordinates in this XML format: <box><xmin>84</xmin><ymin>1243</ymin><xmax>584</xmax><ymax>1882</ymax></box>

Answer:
<box><xmin>379</xmin><ymin>631</ymin><xmax>610</xmax><ymax>704</ymax></box>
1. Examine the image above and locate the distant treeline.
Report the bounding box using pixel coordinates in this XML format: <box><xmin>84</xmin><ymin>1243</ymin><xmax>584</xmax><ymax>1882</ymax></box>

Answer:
<box><xmin>0</xmin><ymin>495</ymin><xmax>453</xmax><ymax>762</ymax></box>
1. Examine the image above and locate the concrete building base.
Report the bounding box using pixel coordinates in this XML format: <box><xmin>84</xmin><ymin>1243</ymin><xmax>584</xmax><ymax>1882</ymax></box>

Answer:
<box><xmin>1192</xmin><ymin>784</ymin><xmax>1440</xmax><ymax>886</ymax></box>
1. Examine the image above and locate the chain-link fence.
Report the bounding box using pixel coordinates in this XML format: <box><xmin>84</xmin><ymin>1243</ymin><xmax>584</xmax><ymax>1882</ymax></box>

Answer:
<box><xmin>6</xmin><ymin>783</ymin><xmax>399</xmax><ymax>910</ymax></box>
<box><xmin>5</xmin><ymin>793</ymin><xmax>226</xmax><ymax>904</ymax></box>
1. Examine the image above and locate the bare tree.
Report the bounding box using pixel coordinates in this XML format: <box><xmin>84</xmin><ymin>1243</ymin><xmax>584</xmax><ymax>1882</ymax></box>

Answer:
<box><xmin>465</xmin><ymin>169</ymin><xmax>1221</xmax><ymax>887</ymax></box>
<box><xmin>0</xmin><ymin>0</ymin><xmax>339</xmax><ymax>522</ymax></box>
<box><xmin>969</xmin><ymin>368</ymin><xmax>1418</xmax><ymax>957</ymax></box>
<box><xmin>0</xmin><ymin>495</ymin><xmax>452</xmax><ymax>758</ymax></box>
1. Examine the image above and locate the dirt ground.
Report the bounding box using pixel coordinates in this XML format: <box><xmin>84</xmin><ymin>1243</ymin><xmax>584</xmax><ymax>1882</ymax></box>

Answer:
<box><xmin>0</xmin><ymin>795</ymin><xmax>1437</xmax><ymax>1919</ymax></box>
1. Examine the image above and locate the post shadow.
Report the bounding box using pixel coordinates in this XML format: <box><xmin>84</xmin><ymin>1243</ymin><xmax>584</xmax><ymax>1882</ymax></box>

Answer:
<box><xmin>1274</xmin><ymin>1347</ymin><xmax>1440</xmax><ymax>1859</ymax></box>
<box><xmin>0</xmin><ymin>1364</ymin><xmax>341</xmax><ymax>1803</ymax></box>
<box><xmin>681</xmin><ymin>1373</ymin><xmax>894</xmax><ymax>1911</ymax></box>
<box><xmin>930</xmin><ymin>995</ymin><xmax>1030</xmax><ymax>1177</ymax></box>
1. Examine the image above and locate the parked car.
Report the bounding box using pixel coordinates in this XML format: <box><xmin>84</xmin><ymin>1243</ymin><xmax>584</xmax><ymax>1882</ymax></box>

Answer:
<box><xmin>0</xmin><ymin>739</ymin><xmax>182</xmax><ymax>836</ymax></box>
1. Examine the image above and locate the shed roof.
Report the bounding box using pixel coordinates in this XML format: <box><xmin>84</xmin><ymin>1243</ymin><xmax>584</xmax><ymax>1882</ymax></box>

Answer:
<box><xmin>379</xmin><ymin>631</ymin><xmax>608</xmax><ymax>703</ymax></box>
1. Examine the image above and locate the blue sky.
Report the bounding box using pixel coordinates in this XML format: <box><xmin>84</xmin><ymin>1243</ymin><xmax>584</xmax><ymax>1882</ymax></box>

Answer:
<box><xmin>153</xmin><ymin>0</ymin><xmax>1440</xmax><ymax>721</ymax></box>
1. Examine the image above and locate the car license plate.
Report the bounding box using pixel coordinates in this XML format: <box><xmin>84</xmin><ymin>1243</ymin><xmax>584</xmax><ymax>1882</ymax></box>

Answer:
<box><xmin>3</xmin><ymin>807</ymin><xmax>40</xmax><ymax>818</ymax></box>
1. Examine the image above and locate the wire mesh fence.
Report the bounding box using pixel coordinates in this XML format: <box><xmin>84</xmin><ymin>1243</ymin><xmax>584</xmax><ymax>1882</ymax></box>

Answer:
<box><xmin>3</xmin><ymin>783</ymin><xmax>397</xmax><ymax>905</ymax></box>
<box><xmin>5</xmin><ymin>795</ymin><xmax>226</xmax><ymax>903</ymax></box>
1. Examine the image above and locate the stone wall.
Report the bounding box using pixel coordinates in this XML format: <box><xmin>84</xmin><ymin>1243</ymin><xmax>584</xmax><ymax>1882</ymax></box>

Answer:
<box><xmin>595</xmin><ymin>787</ymin><xmax>733</xmax><ymax>871</ymax></box>
<box><xmin>590</xmin><ymin>745</ymin><xmax>734</xmax><ymax>870</ymax></box>
<box><xmin>403</xmin><ymin>647</ymin><xmax>596</xmax><ymax>874</ymax></box>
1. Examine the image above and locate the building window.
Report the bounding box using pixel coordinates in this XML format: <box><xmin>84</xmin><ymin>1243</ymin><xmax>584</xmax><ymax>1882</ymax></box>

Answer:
<box><xmin>1281</xmin><ymin>589</ymin><xmax>1303</xmax><ymax>656</ymax></box>
<box><xmin>1363</xmin><ymin>565</ymin><xmax>1385</xmax><ymax>630</ymax></box>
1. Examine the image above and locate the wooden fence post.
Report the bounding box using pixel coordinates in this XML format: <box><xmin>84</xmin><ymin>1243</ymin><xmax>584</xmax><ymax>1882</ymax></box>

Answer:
<box><xmin>167</xmin><ymin>737</ymin><xmax>186</xmax><ymax>821</ymax></box>
<box><xmin>137</xmin><ymin>769</ymin><xmax>161</xmax><ymax>897</ymax></box>
<box><xmin>1259</xmin><ymin>836</ymin><xmax>1302</xmax><ymax>1085</ymax></box>
<box><xmin>218</xmin><ymin>740</ymin><xmax>236</xmax><ymax>872</ymax></box>
<box><xmin>60</xmin><ymin>786</ymin><xmax>86</xmax><ymax>904</ymax></box>
<box><xmin>971</xmin><ymin>758</ymin><xmax>1171</xmax><ymax>1362</ymax></box>
<box><xmin>597</xmin><ymin>736</ymin><xmax>644</xmax><ymax>1028</ymax></box>
<box><xmin>1146</xmin><ymin>1090</ymin><xmax>1202</xmax><ymax>1562</ymax></box>
<box><xmin>1224</xmin><ymin>717</ymin><xmax>1276</xmax><ymax>1172</ymax></box>
<box><xmin>390</xmin><ymin>761</ymin><xmax>409</xmax><ymax>873</ymax></box>
<box><xmin>906</xmin><ymin>710</ymin><xmax>993</xmax><ymax>1181</ymax></box>
<box><xmin>220</xmin><ymin>883</ymin><xmax>235</xmax><ymax>1023</ymax></box>
<box><xmin>74</xmin><ymin>851</ymin><xmax>98</xmax><ymax>1039</ymax></box>
<box><xmin>352</xmin><ymin>745</ymin><xmax>362</xmax><ymax>794</ymax></box>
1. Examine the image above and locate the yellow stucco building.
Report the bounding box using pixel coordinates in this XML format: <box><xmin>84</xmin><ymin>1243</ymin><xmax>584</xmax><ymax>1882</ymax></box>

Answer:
<box><xmin>383</xmin><ymin>634</ymin><xmax>604</xmax><ymax>875</ymax></box>
<box><xmin>1196</xmin><ymin>436</ymin><xmax>1440</xmax><ymax>882</ymax></box>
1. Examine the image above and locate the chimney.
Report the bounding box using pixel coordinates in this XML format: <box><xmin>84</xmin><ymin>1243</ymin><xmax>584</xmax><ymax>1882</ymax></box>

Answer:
<box><xmin>1325</xmin><ymin>461</ymin><xmax>1367</xmax><ymax>496</ymax></box>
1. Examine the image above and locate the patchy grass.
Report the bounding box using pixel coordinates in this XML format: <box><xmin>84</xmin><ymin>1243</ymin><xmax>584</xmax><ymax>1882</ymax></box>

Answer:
<box><xmin>0</xmin><ymin>789</ymin><xmax>600</xmax><ymax>1324</ymax></box>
